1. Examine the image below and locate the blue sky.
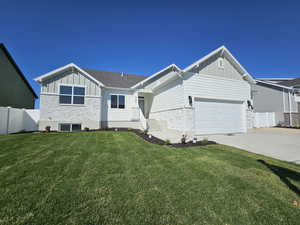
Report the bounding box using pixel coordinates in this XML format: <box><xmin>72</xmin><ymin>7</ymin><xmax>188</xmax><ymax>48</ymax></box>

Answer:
<box><xmin>1</xmin><ymin>0</ymin><xmax>300</xmax><ymax>107</ymax></box>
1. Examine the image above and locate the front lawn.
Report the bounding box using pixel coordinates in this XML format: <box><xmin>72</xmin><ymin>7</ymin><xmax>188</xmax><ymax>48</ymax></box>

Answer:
<box><xmin>0</xmin><ymin>131</ymin><xmax>299</xmax><ymax>225</ymax></box>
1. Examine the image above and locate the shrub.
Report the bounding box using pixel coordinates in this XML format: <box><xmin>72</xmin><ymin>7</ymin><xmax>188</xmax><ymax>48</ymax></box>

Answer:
<box><xmin>128</xmin><ymin>128</ymin><xmax>132</xmax><ymax>131</ymax></box>
<box><xmin>84</xmin><ymin>127</ymin><xmax>90</xmax><ymax>131</ymax></box>
<box><xmin>45</xmin><ymin>126</ymin><xmax>51</xmax><ymax>132</ymax></box>
<box><xmin>165</xmin><ymin>139</ymin><xmax>171</xmax><ymax>145</ymax></box>
<box><xmin>202</xmin><ymin>138</ymin><xmax>209</xmax><ymax>144</ymax></box>
<box><xmin>181</xmin><ymin>134</ymin><xmax>187</xmax><ymax>144</ymax></box>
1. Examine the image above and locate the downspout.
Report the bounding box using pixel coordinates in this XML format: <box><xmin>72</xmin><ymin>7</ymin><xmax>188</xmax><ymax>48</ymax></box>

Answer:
<box><xmin>282</xmin><ymin>88</ymin><xmax>285</xmax><ymax>112</ymax></box>
<box><xmin>288</xmin><ymin>91</ymin><xmax>292</xmax><ymax>126</ymax></box>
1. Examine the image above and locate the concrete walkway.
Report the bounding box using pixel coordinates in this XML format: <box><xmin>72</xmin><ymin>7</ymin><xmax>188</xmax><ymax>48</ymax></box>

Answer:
<box><xmin>207</xmin><ymin>128</ymin><xmax>300</xmax><ymax>164</ymax></box>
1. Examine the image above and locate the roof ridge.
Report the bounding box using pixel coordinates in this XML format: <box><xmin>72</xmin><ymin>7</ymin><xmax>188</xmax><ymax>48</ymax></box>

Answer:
<box><xmin>83</xmin><ymin>68</ymin><xmax>147</xmax><ymax>78</ymax></box>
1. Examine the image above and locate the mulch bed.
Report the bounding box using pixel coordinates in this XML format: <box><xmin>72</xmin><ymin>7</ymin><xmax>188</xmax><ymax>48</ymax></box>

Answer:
<box><xmin>16</xmin><ymin>127</ymin><xmax>217</xmax><ymax>147</ymax></box>
<box><xmin>103</xmin><ymin>128</ymin><xmax>217</xmax><ymax>147</ymax></box>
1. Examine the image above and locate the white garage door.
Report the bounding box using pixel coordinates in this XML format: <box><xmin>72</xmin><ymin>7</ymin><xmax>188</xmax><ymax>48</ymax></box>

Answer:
<box><xmin>194</xmin><ymin>98</ymin><xmax>245</xmax><ymax>135</ymax></box>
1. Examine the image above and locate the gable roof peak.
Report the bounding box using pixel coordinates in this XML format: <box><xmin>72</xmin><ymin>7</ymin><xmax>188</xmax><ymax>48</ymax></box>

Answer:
<box><xmin>183</xmin><ymin>46</ymin><xmax>255</xmax><ymax>84</ymax></box>
<box><xmin>34</xmin><ymin>63</ymin><xmax>105</xmax><ymax>86</ymax></box>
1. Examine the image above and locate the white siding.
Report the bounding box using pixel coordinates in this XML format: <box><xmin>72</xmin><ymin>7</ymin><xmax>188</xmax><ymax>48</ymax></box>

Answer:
<box><xmin>41</xmin><ymin>69</ymin><xmax>100</xmax><ymax>96</ymax></box>
<box><xmin>101</xmin><ymin>88</ymin><xmax>137</xmax><ymax>122</ymax></box>
<box><xmin>183</xmin><ymin>73</ymin><xmax>250</xmax><ymax>104</ymax></box>
<box><xmin>147</xmin><ymin>77</ymin><xmax>185</xmax><ymax>132</ymax></box>
<box><xmin>190</xmin><ymin>55</ymin><xmax>243</xmax><ymax>81</ymax></box>
<box><xmin>150</xmin><ymin>77</ymin><xmax>184</xmax><ymax>112</ymax></box>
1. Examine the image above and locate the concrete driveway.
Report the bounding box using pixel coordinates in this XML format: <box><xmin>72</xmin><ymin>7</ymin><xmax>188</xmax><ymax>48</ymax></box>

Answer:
<box><xmin>206</xmin><ymin>128</ymin><xmax>300</xmax><ymax>164</ymax></box>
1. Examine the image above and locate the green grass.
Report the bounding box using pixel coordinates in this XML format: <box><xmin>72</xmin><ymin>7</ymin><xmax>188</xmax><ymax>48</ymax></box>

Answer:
<box><xmin>0</xmin><ymin>131</ymin><xmax>300</xmax><ymax>225</ymax></box>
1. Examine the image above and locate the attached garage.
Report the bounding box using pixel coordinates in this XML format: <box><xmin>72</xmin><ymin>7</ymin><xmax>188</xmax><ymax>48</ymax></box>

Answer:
<box><xmin>194</xmin><ymin>98</ymin><xmax>246</xmax><ymax>135</ymax></box>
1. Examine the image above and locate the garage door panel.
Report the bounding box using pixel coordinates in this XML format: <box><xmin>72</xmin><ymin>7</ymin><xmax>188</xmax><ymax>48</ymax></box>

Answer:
<box><xmin>194</xmin><ymin>98</ymin><xmax>244</xmax><ymax>135</ymax></box>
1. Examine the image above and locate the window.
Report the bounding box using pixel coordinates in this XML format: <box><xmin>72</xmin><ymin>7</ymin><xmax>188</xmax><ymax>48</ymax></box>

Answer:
<box><xmin>60</xmin><ymin>123</ymin><xmax>71</xmax><ymax>132</ymax></box>
<box><xmin>71</xmin><ymin>124</ymin><xmax>82</xmax><ymax>131</ymax></box>
<box><xmin>119</xmin><ymin>95</ymin><xmax>125</xmax><ymax>109</ymax></box>
<box><xmin>59</xmin><ymin>85</ymin><xmax>85</xmax><ymax>105</ymax></box>
<box><xmin>111</xmin><ymin>95</ymin><xmax>118</xmax><ymax>108</ymax></box>
<box><xmin>218</xmin><ymin>58</ymin><xmax>224</xmax><ymax>69</ymax></box>
<box><xmin>111</xmin><ymin>95</ymin><xmax>125</xmax><ymax>109</ymax></box>
<box><xmin>59</xmin><ymin>123</ymin><xmax>81</xmax><ymax>132</ymax></box>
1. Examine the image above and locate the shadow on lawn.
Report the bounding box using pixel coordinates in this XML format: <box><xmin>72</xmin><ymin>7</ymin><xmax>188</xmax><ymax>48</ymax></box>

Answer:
<box><xmin>258</xmin><ymin>160</ymin><xmax>300</xmax><ymax>197</ymax></box>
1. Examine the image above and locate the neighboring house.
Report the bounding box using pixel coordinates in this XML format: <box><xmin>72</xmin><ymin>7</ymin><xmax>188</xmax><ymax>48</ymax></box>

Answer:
<box><xmin>252</xmin><ymin>80</ymin><xmax>299</xmax><ymax>126</ymax></box>
<box><xmin>0</xmin><ymin>43</ymin><xmax>37</xmax><ymax>108</ymax></box>
<box><xmin>34</xmin><ymin>46</ymin><xmax>255</xmax><ymax>135</ymax></box>
<box><xmin>277</xmin><ymin>78</ymin><xmax>300</xmax><ymax>103</ymax></box>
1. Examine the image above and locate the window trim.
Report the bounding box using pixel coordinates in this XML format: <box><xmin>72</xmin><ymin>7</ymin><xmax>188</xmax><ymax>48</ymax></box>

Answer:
<box><xmin>110</xmin><ymin>94</ymin><xmax>126</xmax><ymax>109</ymax></box>
<box><xmin>58</xmin><ymin>84</ymin><xmax>86</xmax><ymax>105</ymax></box>
<box><xmin>59</xmin><ymin>123</ymin><xmax>82</xmax><ymax>132</ymax></box>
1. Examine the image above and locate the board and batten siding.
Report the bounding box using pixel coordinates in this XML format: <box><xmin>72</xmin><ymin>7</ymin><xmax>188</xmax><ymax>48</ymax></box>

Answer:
<box><xmin>183</xmin><ymin>73</ymin><xmax>250</xmax><ymax>104</ymax></box>
<box><xmin>150</xmin><ymin>77</ymin><xmax>184</xmax><ymax>113</ymax></box>
<box><xmin>41</xmin><ymin>70</ymin><xmax>100</xmax><ymax>96</ymax></box>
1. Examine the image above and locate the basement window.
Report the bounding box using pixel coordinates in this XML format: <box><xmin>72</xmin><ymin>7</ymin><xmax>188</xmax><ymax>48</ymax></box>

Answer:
<box><xmin>59</xmin><ymin>123</ymin><xmax>82</xmax><ymax>132</ymax></box>
<box><xmin>111</xmin><ymin>95</ymin><xmax>125</xmax><ymax>109</ymax></box>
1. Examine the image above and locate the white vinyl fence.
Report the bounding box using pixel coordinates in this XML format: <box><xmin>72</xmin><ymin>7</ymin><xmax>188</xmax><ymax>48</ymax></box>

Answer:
<box><xmin>0</xmin><ymin>107</ymin><xmax>40</xmax><ymax>134</ymax></box>
<box><xmin>253</xmin><ymin>112</ymin><xmax>275</xmax><ymax>128</ymax></box>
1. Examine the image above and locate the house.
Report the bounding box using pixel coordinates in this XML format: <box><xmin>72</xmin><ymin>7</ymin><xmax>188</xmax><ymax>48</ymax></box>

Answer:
<box><xmin>277</xmin><ymin>78</ymin><xmax>300</xmax><ymax>103</ymax></box>
<box><xmin>0</xmin><ymin>43</ymin><xmax>37</xmax><ymax>108</ymax></box>
<box><xmin>34</xmin><ymin>46</ymin><xmax>255</xmax><ymax>135</ymax></box>
<box><xmin>252</xmin><ymin>80</ymin><xmax>299</xmax><ymax>126</ymax></box>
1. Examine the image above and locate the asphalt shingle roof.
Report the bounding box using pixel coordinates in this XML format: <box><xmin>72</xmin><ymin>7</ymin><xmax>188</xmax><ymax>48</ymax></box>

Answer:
<box><xmin>83</xmin><ymin>68</ymin><xmax>147</xmax><ymax>88</ymax></box>
<box><xmin>278</xmin><ymin>78</ymin><xmax>300</xmax><ymax>87</ymax></box>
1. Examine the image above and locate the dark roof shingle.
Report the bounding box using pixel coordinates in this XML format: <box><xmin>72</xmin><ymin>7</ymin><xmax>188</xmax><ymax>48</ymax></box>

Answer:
<box><xmin>278</xmin><ymin>78</ymin><xmax>300</xmax><ymax>87</ymax></box>
<box><xmin>83</xmin><ymin>68</ymin><xmax>147</xmax><ymax>88</ymax></box>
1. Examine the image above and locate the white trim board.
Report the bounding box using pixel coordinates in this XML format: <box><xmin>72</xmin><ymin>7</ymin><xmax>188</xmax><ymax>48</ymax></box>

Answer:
<box><xmin>34</xmin><ymin>63</ymin><xmax>104</xmax><ymax>87</ymax></box>
<box><xmin>131</xmin><ymin>64</ymin><xmax>181</xmax><ymax>89</ymax></box>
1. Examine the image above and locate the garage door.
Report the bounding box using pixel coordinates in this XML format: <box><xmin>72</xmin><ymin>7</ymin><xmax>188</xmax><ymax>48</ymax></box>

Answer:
<box><xmin>194</xmin><ymin>98</ymin><xmax>245</xmax><ymax>135</ymax></box>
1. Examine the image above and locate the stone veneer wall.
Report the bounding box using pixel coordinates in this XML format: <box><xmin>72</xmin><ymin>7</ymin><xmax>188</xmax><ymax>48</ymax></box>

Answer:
<box><xmin>149</xmin><ymin>107</ymin><xmax>194</xmax><ymax>135</ymax></box>
<box><xmin>284</xmin><ymin>112</ymin><xmax>300</xmax><ymax>127</ymax></box>
<box><xmin>39</xmin><ymin>94</ymin><xmax>101</xmax><ymax>131</ymax></box>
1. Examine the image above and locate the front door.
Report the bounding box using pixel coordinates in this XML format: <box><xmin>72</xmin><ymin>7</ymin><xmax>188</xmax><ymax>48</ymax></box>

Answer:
<box><xmin>138</xmin><ymin>96</ymin><xmax>145</xmax><ymax>116</ymax></box>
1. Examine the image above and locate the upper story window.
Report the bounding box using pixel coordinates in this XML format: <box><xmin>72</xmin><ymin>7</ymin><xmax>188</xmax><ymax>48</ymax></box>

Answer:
<box><xmin>218</xmin><ymin>58</ymin><xmax>224</xmax><ymax>69</ymax></box>
<box><xmin>59</xmin><ymin>85</ymin><xmax>85</xmax><ymax>105</ymax></box>
<box><xmin>111</xmin><ymin>95</ymin><xmax>125</xmax><ymax>109</ymax></box>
